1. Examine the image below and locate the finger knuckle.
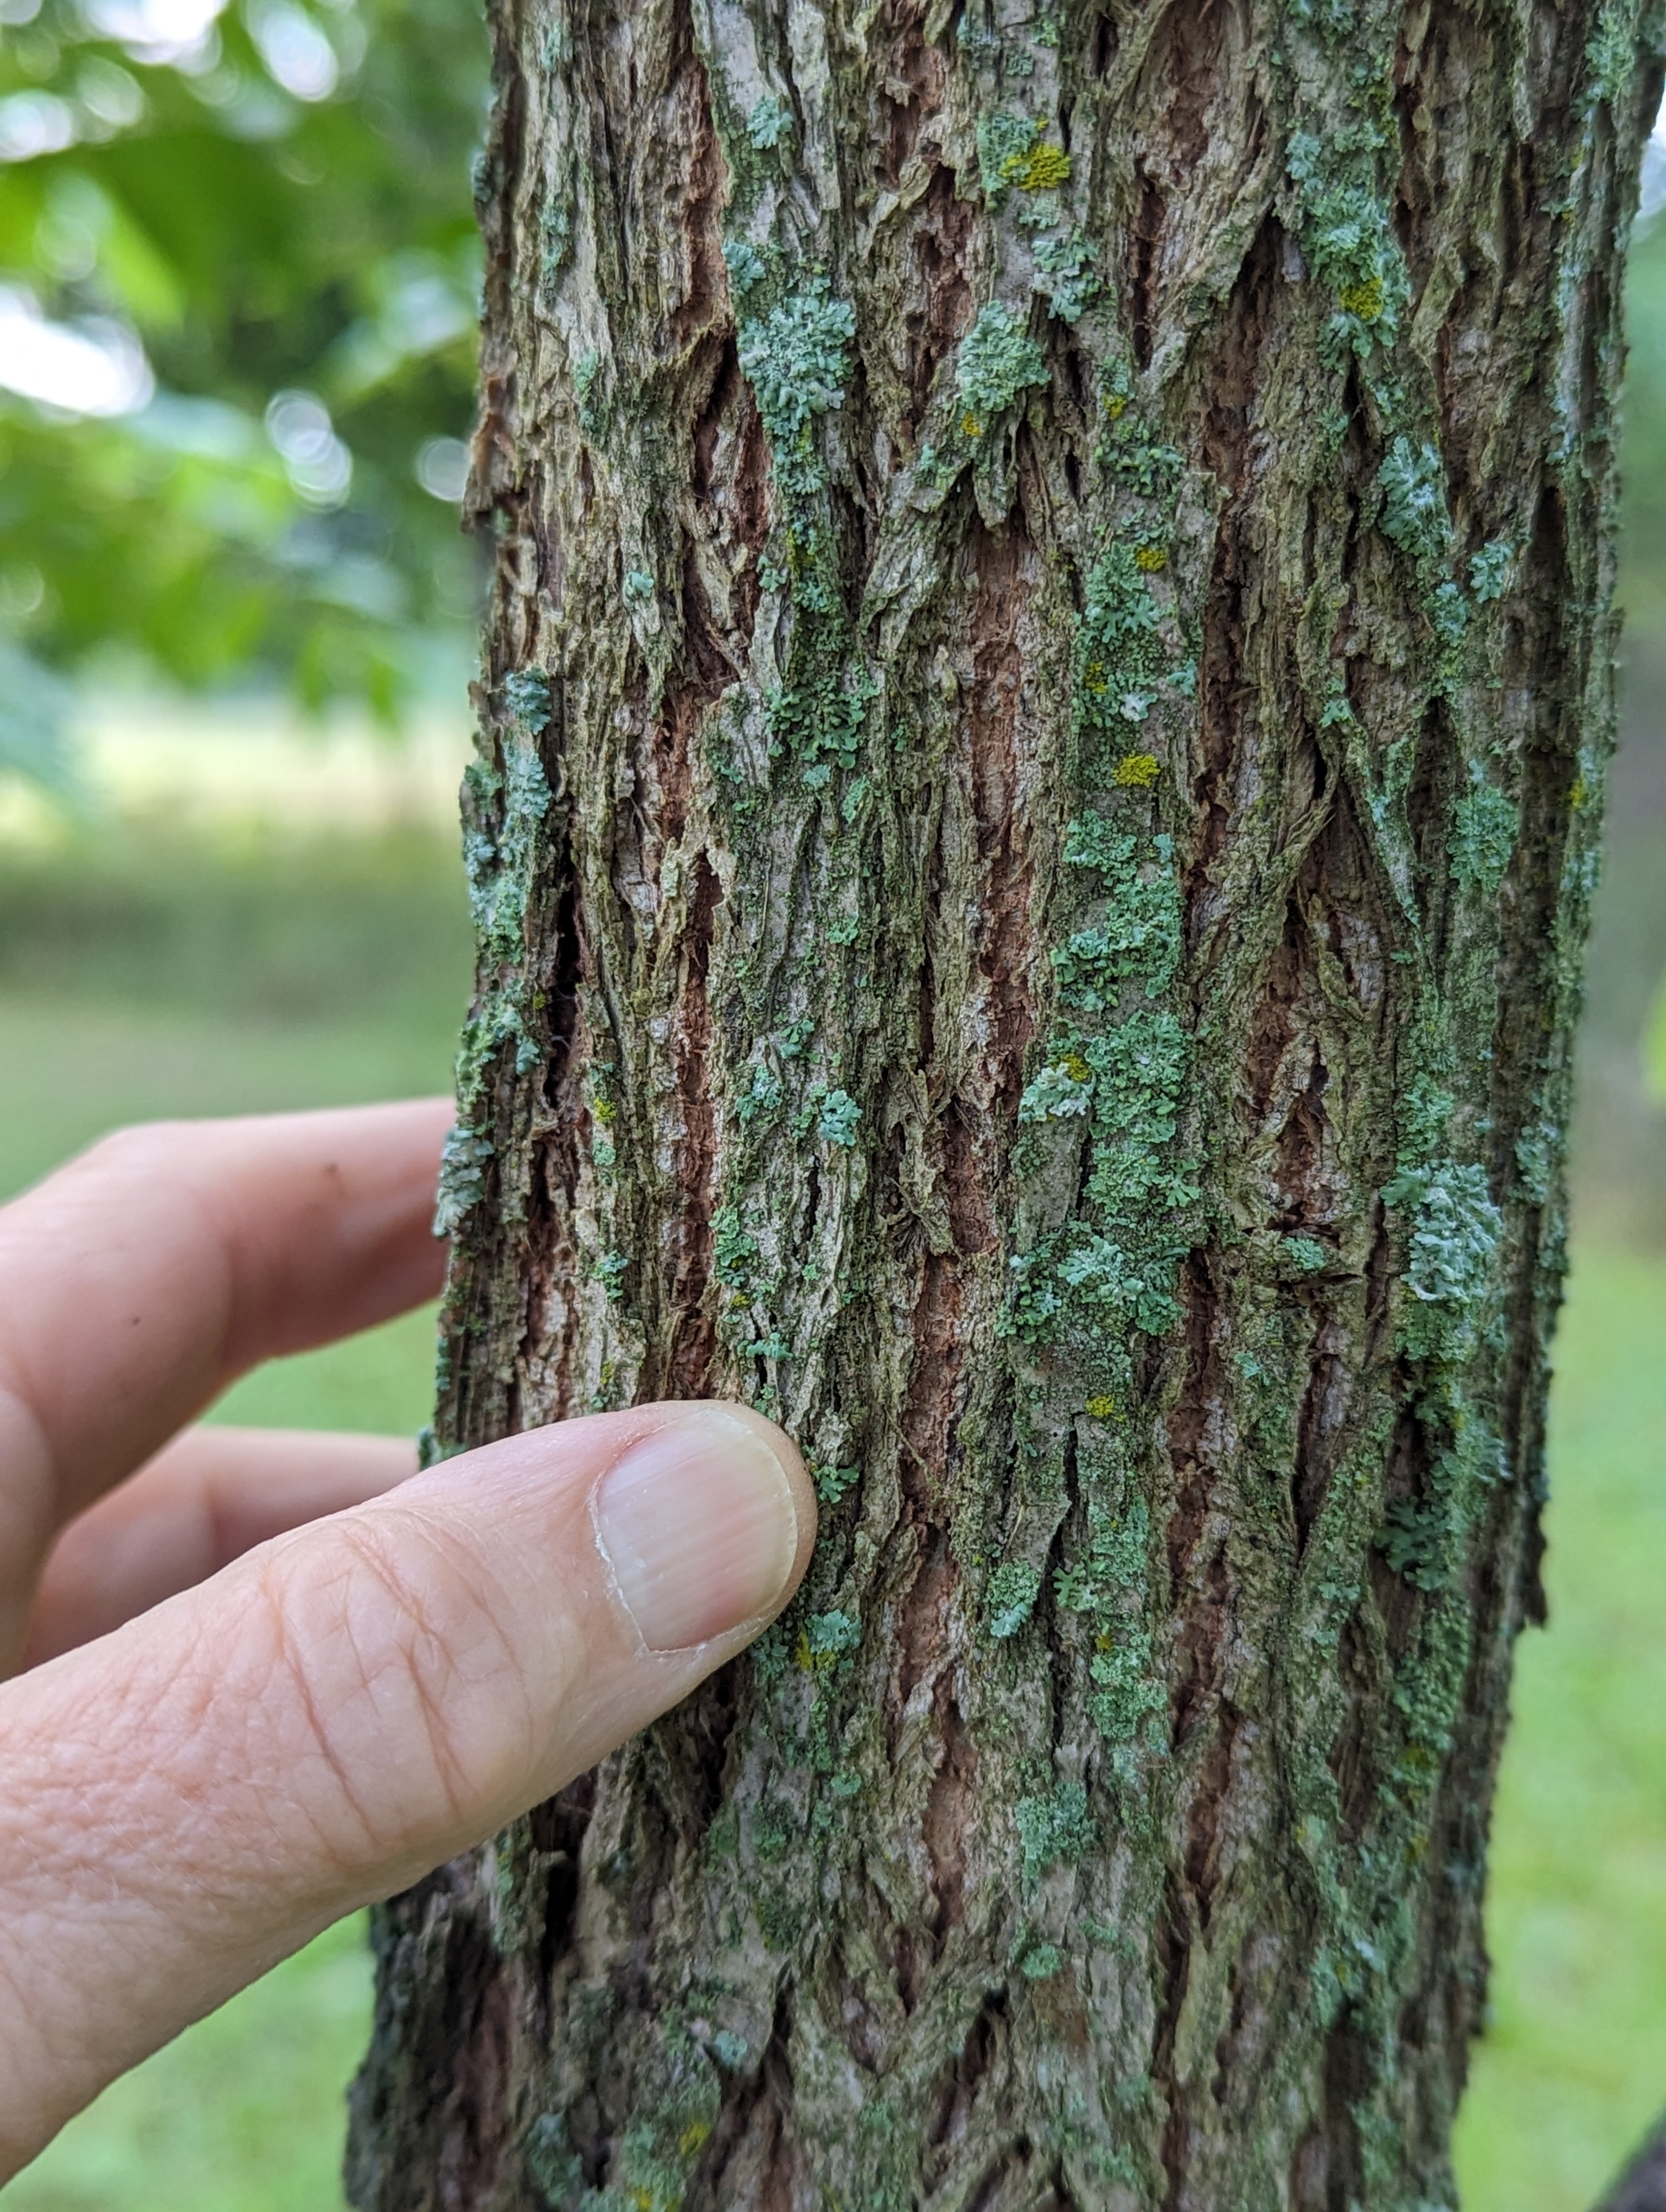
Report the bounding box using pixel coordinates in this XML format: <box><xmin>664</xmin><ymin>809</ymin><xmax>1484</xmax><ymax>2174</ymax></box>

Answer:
<box><xmin>258</xmin><ymin>1515</ymin><xmax>532</xmax><ymax>1869</ymax></box>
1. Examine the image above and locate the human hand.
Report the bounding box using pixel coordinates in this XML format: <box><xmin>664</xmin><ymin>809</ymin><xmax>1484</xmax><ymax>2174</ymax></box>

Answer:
<box><xmin>0</xmin><ymin>1099</ymin><xmax>814</xmax><ymax>2178</ymax></box>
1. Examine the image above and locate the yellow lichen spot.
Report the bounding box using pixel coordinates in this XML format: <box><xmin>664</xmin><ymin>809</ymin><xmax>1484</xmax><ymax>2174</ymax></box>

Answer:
<box><xmin>1015</xmin><ymin>140</ymin><xmax>1072</xmax><ymax>191</ymax></box>
<box><xmin>960</xmin><ymin>410</ymin><xmax>984</xmax><ymax>439</ymax></box>
<box><xmin>1337</xmin><ymin>276</ymin><xmax>1385</xmax><ymax>323</ymax></box>
<box><xmin>794</xmin><ymin>1629</ymin><xmax>815</xmax><ymax>1670</ymax></box>
<box><xmin>1113</xmin><ymin>751</ymin><xmax>1161</xmax><ymax>788</ymax></box>
<box><xmin>1084</xmin><ymin>1394</ymin><xmax>1117</xmax><ymax>1419</ymax></box>
<box><xmin>679</xmin><ymin>2123</ymin><xmax>713</xmax><ymax>2159</ymax></box>
<box><xmin>1133</xmin><ymin>543</ymin><xmax>1168</xmax><ymax>572</ymax></box>
<box><xmin>1082</xmin><ymin>658</ymin><xmax>1108</xmax><ymax>693</ymax></box>
<box><xmin>1103</xmin><ymin>393</ymin><xmax>1129</xmax><ymax>420</ymax></box>
<box><xmin>1570</xmin><ymin>774</ymin><xmax>1587</xmax><ymax>810</ymax></box>
<box><xmin>630</xmin><ymin>2193</ymin><xmax>656</xmax><ymax>2212</ymax></box>
<box><xmin>593</xmin><ymin>1097</ymin><xmax>618</xmax><ymax>1123</ymax></box>
<box><xmin>1094</xmin><ymin>1630</ymin><xmax>1117</xmax><ymax>1654</ymax></box>
<box><xmin>1061</xmin><ymin>1052</ymin><xmax>1092</xmax><ymax>1082</ymax></box>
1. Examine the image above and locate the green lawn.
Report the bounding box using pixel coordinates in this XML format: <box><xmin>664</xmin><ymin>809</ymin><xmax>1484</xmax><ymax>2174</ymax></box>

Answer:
<box><xmin>3</xmin><ymin>821</ymin><xmax>1666</xmax><ymax>2210</ymax></box>
<box><xmin>1454</xmin><ymin>1248</ymin><xmax>1666</xmax><ymax>2208</ymax></box>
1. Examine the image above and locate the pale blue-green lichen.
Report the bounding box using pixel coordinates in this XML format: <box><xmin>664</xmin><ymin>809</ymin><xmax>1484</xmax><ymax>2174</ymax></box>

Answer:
<box><xmin>802</xmin><ymin>1608</ymin><xmax>861</xmax><ymax>1664</ymax></box>
<box><xmin>812</xmin><ymin>1461</ymin><xmax>860</xmax><ymax>1506</ymax></box>
<box><xmin>712</xmin><ymin>1204</ymin><xmax>759</xmax><ymax>1290</ymax></box>
<box><xmin>523</xmin><ymin>2112</ymin><xmax>582</xmax><ymax>2201</ymax></box>
<box><xmin>1051</xmin><ymin>826</ymin><xmax>1182</xmax><ymax>1009</ymax></box>
<box><xmin>987</xmin><ymin>1559</ymin><xmax>1043</xmax><ymax>1639</ymax></box>
<box><xmin>1015</xmin><ymin>1780</ymin><xmax>1094</xmax><ymax>1876</ymax></box>
<box><xmin>816</xmin><ymin>1088</ymin><xmax>861</xmax><ymax>1147</ymax></box>
<box><xmin>1016</xmin><ymin>1939</ymin><xmax>1065</xmax><ymax>1980</ymax></box>
<box><xmin>448</xmin><ymin>668</ymin><xmax>555</xmax><ymax>1222</ymax></box>
<box><xmin>721</xmin><ymin>237</ymin><xmax>765</xmax><ymax>295</ymax></box>
<box><xmin>1450</xmin><ymin>769</ymin><xmax>1518</xmax><ymax>895</ymax></box>
<box><xmin>1284</xmin><ymin>1236</ymin><xmax>1329</xmax><ymax>1275</ymax></box>
<box><xmin>1376</xmin><ymin>434</ymin><xmax>1452</xmax><ymax>567</ymax></box>
<box><xmin>1018</xmin><ymin>1054</ymin><xmax>1094</xmax><ymax>1122</ymax></box>
<box><xmin>955</xmin><ymin>300</ymin><xmax>1048</xmax><ymax>428</ymax></box>
<box><xmin>572</xmin><ymin>349</ymin><xmax>604</xmax><ymax>440</ymax></box>
<box><xmin>434</xmin><ymin>1125</ymin><xmax>494</xmax><ymax>1237</ymax></box>
<box><xmin>1391</xmin><ymin>1161</ymin><xmax>1502</xmax><ymax>1358</ymax></box>
<box><xmin>1469</xmin><ymin>537</ymin><xmax>1514</xmax><ymax>601</ymax></box>
<box><xmin>1031</xmin><ymin>227</ymin><xmax>1100</xmax><ymax>324</ymax></box>
<box><xmin>1285</xmin><ymin>126</ymin><xmax>1408</xmax><ymax>358</ymax></box>
<box><xmin>735</xmin><ymin>1063</ymin><xmax>784</xmax><ymax>1122</ymax></box>
<box><xmin>732</xmin><ymin>271</ymin><xmax>876</xmax><ymax>790</ymax></box>
<box><xmin>736</xmin><ymin>279</ymin><xmax>855</xmax><ymax>492</ymax></box>
<box><xmin>746</xmin><ymin>93</ymin><xmax>792</xmax><ymax>150</ymax></box>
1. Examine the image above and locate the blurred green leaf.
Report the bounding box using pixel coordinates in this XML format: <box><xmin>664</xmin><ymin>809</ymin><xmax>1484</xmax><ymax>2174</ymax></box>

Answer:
<box><xmin>0</xmin><ymin>0</ymin><xmax>487</xmax><ymax>731</ymax></box>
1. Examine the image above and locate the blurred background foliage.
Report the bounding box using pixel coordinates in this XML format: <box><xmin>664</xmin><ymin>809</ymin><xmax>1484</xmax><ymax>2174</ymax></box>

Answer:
<box><xmin>0</xmin><ymin>0</ymin><xmax>487</xmax><ymax>764</ymax></box>
<box><xmin>0</xmin><ymin>29</ymin><xmax>1663</xmax><ymax>2212</ymax></box>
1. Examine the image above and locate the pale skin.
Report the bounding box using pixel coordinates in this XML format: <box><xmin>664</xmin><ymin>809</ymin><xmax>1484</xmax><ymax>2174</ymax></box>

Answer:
<box><xmin>0</xmin><ymin>1098</ymin><xmax>816</xmax><ymax>2180</ymax></box>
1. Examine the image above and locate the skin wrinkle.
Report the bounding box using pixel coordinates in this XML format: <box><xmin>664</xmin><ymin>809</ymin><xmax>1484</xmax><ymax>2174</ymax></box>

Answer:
<box><xmin>268</xmin><ymin>1560</ymin><xmax>407</xmax><ymax>1881</ymax></box>
<box><xmin>263</xmin><ymin>1512</ymin><xmax>541</xmax><ymax>1867</ymax></box>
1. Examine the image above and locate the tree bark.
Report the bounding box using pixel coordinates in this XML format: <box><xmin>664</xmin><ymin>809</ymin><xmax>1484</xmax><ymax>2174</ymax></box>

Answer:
<box><xmin>347</xmin><ymin>4</ymin><xmax>1662</xmax><ymax>2206</ymax></box>
<box><xmin>1597</xmin><ymin>2114</ymin><xmax>1666</xmax><ymax>2212</ymax></box>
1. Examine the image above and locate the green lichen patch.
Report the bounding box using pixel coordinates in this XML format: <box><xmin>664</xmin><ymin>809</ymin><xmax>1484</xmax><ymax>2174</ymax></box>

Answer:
<box><xmin>1053</xmin><ymin>824</ymin><xmax>1182</xmax><ymax>1007</ymax></box>
<box><xmin>433</xmin><ymin>1124</ymin><xmax>494</xmax><ymax>1237</ymax></box>
<box><xmin>1450</xmin><ymin>769</ymin><xmax>1518</xmax><ymax>895</ymax></box>
<box><xmin>1285</xmin><ymin>113</ymin><xmax>1409</xmax><ymax>360</ymax></box>
<box><xmin>1376</xmin><ymin>434</ymin><xmax>1452</xmax><ymax>568</ymax></box>
<box><xmin>1468</xmin><ymin>537</ymin><xmax>1515</xmax><ymax>601</ymax></box>
<box><xmin>799</xmin><ymin>1607</ymin><xmax>861</xmax><ymax>1668</ymax></box>
<box><xmin>1031</xmin><ymin>227</ymin><xmax>1100</xmax><ymax>324</ymax></box>
<box><xmin>1015</xmin><ymin>1781</ymin><xmax>1095</xmax><ymax>1877</ymax></box>
<box><xmin>977</xmin><ymin>109</ymin><xmax>1071</xmax><ymax>207</ymax></box>
<box><xmin>721</xmin><ymin>237</ymin><xmax>766</xmax><ymax>296</ymax></box>
<box><xmin>815</xmin><ymin>1087</ymin><xmax>862</xmax><ymax>1147</ymax></box>
<box><xmin>987</xmin><ymin>1558</ymin><xmax>1042</xmax><ymax>1638</ymax></box>
<box><xmin>746</xmin><ymin>93</ymin><xmax>793</xmax><ymax>150</ymax></box>
<box><xmin>712</xmin><ymin>1203</ymin><xmax>760</xmax><ymax>1291</ymax></box>
<box><xmin>955</xmin><ymin>300</ymin><xmax>1048</xmax><ymax>433</ymax></box>
<box><xmin>813</xmin><ymin>1461</ymin><xmax>861</xmax><ymax>1506</ymax></box>
<box><xmin>736</xmin><ymin>278</ymin><xmax>856</xmax><ymax>495</ymax></box>
<box><xmin>1388</xmin><ymin>1160</ymin><xmax>1502</xmax><ymax>1361</ymax></box>
<box><xmin>735</xmin><ymin>1062</ymin><xmax>785</xmax><ymax>1123</ymax></box>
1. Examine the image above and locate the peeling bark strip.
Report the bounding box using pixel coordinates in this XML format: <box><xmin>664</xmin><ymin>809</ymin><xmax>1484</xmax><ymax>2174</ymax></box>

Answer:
<box><xmin>350</xmin><ymin>5</ymin><xmax>1662</xmax><ymax>2207</ymax></box>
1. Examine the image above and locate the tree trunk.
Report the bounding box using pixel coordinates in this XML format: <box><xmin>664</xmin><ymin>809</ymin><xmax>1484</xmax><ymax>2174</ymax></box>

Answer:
<box><xmin>347</xmin><ymin>4</ymin><xmax>1662</xmax><ymax>2205</ymax></box>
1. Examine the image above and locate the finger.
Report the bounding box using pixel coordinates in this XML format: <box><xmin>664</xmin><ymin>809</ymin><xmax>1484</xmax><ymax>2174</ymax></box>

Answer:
<box><xmin>0</xmin><ymin>1399</ymin><xmax>816</xmax><ymax>2176</ymax></box>
<box><xmin>21</xmin><ymin>1427</ymin><xmax>416</xmax><ymax>1670</ymax></box>
<box><xmin>0</xmin><ymin>1099</ymin><xmax>451</xmax><ymax>1659</ymax></box>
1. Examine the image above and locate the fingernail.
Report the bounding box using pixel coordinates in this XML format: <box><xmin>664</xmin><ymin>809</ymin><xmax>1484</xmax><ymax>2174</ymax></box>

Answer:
<box><xmin>592</xmin><ymin>1410</ymin><xmax>802</xmax><ymax>1651</ymax></box>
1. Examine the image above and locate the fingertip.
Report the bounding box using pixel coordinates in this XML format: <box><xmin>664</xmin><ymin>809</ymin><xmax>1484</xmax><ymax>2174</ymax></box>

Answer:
<box><xmin>588</xmin><ymin>1401</ymin><xmax>816</xmax><ymax>1652</ymax></box>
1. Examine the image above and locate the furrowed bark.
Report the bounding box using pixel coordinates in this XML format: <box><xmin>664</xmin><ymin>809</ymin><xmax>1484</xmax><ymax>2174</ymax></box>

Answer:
<box><xmin>347</xmin><ymin>4</ymin><xmax>1663</xmax><ymax>2206</ymax></box>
